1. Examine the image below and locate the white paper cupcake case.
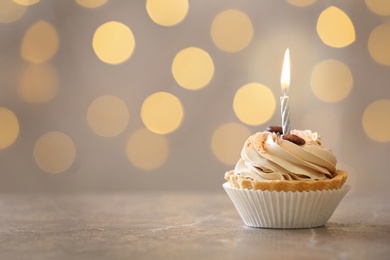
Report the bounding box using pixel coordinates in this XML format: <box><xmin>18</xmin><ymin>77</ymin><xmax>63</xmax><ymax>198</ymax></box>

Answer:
<box><xmin>223</xmin><ymin>182</ymin><xmax>350</xmax><ymax>229</ymax></box>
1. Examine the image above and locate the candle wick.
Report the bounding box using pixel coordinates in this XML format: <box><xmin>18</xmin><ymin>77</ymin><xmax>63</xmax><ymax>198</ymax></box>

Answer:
<box><xmin>282</xmin><ymin>83</ymin><xmax>288</xmax><ymax>96</ymax></box>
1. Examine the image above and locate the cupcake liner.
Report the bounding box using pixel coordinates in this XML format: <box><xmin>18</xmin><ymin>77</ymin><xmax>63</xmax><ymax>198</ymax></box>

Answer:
<box><xmin>223</xmin><ymin>182</ymin><xmax>350</xmax><ymax>229</ymax></box>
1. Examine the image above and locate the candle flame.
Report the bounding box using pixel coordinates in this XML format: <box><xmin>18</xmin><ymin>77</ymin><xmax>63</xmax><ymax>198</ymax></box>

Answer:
<box><xmin>281</xmin><ymin>48</ymin><xmax>290</xmax><ymax>95</ymax></box>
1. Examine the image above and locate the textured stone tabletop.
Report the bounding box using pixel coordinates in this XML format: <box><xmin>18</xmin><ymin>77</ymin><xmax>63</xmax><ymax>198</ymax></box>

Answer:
<box><xmin>0</xmin><ymin>192</ymin><xmax>389</xmax><ymax>260</ymax></box>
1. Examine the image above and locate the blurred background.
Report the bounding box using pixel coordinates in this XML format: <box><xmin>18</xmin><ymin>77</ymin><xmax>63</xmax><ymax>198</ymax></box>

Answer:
<box><xmin>0</xmin><ymin>0</ymin><xmax>389</xmax><ymax>196</ymax></box>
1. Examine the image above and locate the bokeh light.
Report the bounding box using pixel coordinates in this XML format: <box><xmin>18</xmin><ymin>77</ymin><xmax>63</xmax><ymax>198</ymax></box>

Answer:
<box><xmin>211</xmin><ymin>9</ymin><xmax>253</xmax><ymax>53</ymax></box>
<box><xmin>287</xmin><ymin>0</ymin><xmax>316</xmax><ymax>7</ymax></box>
<box><xmin>0</xmin><ymin>0</ymin><xmax>26</xmax><ymax>23</ymax></box>
<box><xmin>362</xmin><ymin>99</ymin><xmax>390</xmax><ymax>142</ymax></box>
<box><xmin>233</xmin><ymin>82</ymin><xmax>275</xmax><ymax>126</ymax></box>
<box><xmin>141</xmin><ymin>92</ymin><xmax>184</xmax><ymax>134</ymax></box>
<box><xmin>368</xmin><ymin>22</ymin><xmax>390</xmax><ymax>66</ymax></box>
<box><xmin>21</xmin><ymin>20</ymin><xmax>59</xmax><ymax>63</ymax></box>
<box><xmin>93</xmin><ymin>21</ymin><xmax>135</xmax><ymax>65</ymax></box>
<box><xmin>75</xmin><ymin>0</ymin><xmax>107</xmax><ymax>9</ymax></box>
<box><xmin>18</xmin><ymin>63</ymin><xmax>59</xmax><ymax>104</ymax></box>
<box><xmin>301</xmin><ymin>109</ymin><xmax>340</xmax><ymax>148</ymax></box>
<box><xmin>146</xmin><ymin>0</ymin><xmax>188</xmax><ymax>26</ymax></box>
<box><xmin>13</xmin><ymin>0</ymin><xmax>39</xmax><ymax>6</ymax></box>
<box><xmin>0</xmin><ymin>107</ymin><xmax>19</xmax><ymax>149</ymax></box>
<box><xmin>211</xmin><ymin>122</ymin><xmax>251</xmax><ymax>165</ymax></box>
<box><xmin>87</xmin><ymin>95</ymin><xmax>129</xmax><ymax>137</ymax></box>
<box><xmin>316</xmin><ymin>6</ymin><xmax>355</xmax><ymax>48</ymax></box>
<box><xmin>126</xmin><ymin>128</ymin><xmax>169</xmax><ymax>170</ymax></box>
<box><xmin>172</xmin><ymin>47</ymin><xmax>214</xmax><ymax>90</ymax></box>
<box><xmin>365</xmin><ymin>0</ymin><xmax>390</xmax><ymax>16</ymax></box>
<box><xmin>34</xmin><ymin>131</ymin><xmax>76</xmax><ymax>174</ymax></box>
<box><xmin>310</xmin><ymin>59</ymin><xmax>353</xmax><ymax>103</ymax></box>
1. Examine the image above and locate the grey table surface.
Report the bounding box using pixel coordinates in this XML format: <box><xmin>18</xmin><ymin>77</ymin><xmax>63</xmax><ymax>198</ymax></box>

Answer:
<box><xmin>0</xmin><ymin>191</ymin><xmax>389</xmax><ymax>260</ymax></box>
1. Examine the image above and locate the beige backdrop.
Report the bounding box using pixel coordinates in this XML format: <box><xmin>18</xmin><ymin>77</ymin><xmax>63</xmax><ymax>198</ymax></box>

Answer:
<box><xmin>0</xmin><ymin>0</ymin><xmax>389</xmax><ymax>196</ymax></box>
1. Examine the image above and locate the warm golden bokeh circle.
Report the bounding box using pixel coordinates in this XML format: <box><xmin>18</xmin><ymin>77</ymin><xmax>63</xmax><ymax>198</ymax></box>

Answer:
<box><xmin>146</xmin><ymin>0</ymin><xmax>188</xmax><ymax>26</ymax></box>
<box><xmin>75</xmin><ymin>0</ymin><xmax>107</xmax><ymax>8</ymax></box>
<box><xmin>141</xmin><ymin>92</ymin><xmax>184</xmax><ymax>134</ymax></box>
<box><xmin>211</xmin><ymin>122</ymin><xmax>251</xmax><ymax>165</ymax></box>
<box><xmin>233</xmin><ymin>82</ymin><xmax>275</xmax><ymax>126</ymax></box>
<box><xmin>34</xmin><ymin>131</ymin><xmax>76</xmax><ymax>174</ymax></box>
<box><xmin>126</xmin><ymin>128</ymin><xmax>169</xmax><ymax>170</ymax></box>
<box><xmin>310</xmin><ymin>59</ymin><xmax>353</xmax><ymax>103</ymax></box>
<box><xmin>316</xmin><ymin>6</ymin><xmax>355</xmax><ymax>48</ymax></box>
<box><xmin>0</xmin><ymin>0</ymin><xmax>26</xmax><ymax>23</ymax></box>
<box><xmin>13</xmin><ymin>0</ymin><xmax>39</xmax><ymax>6</ymax></box>
<box><xmin>211</xmin><ymin>9</ymin><xmax>253</xmax><ymax>53</ymax></box>
<box><xmin>172</xmin><ymin>47</ymin><xmax>214</xmax><ymax>90</ymax></box>
<box><xmin>0</xmin><ymin>107</ymin><xmax>20</xmax><ymax>149</ymax></box>
<box><xmin>362</xmin><ymin>99</ymin><xmax>390</xmax><ymax>142</ymax></box>
<box><xmin>21</xmin><ymin>20</ymin><xmax>59</xmax><ymax>63</ymax></box>
<box><xmin>368</xmin><ymin>22</ymin><xmax>390</xmax><ymax>66</ymax></box>
<box><xmin>87</xmin><ymin>95</ymin><xmax>129</xmax><ymax>137</ymax></box>
<box><xmin>93</xmin><ymin>21</ymin><xmax>135</xmax><ymax>65</ymax></box>
<box><xmin>18</xmin><ymin>63</ymin><xmax>59</xmax><ymax>104</ymax></box>
<box><xmin>365</xmin><ymin>0</ymin><xmax>390</xmax><ymax>16</ymax></box>
<box><xmin>287</xmin><ymin>0</ymin><xmax>316</xmax><ymax>7</ymax></box>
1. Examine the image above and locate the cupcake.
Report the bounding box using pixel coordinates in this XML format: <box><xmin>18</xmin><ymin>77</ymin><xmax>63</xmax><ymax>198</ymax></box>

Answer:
<box><xmin>223</xmin><ymin>126</ymin><xmax>349</xmax><ymax>229</ymax></box>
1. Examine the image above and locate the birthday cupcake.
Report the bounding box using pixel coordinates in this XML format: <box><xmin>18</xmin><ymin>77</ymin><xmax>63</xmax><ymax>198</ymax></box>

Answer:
<box><xmin>223</xmin><ymin>126</ymin><xmax>349</xmax><ymax>229</ymax></box>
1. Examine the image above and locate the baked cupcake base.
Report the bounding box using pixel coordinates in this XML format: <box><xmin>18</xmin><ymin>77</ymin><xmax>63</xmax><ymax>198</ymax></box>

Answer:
<box><xmin>223</xmin><ymin>182</ymin><xmax>350</xmax><ymax>229</ymax></box>
<box><xmin>225</xmin><ymin>170</ymin><xmax>348</xmax><ymax>192</ymax></box>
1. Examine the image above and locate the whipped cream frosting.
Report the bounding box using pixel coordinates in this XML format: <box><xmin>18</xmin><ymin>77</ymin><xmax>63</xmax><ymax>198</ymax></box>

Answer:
<box><xmin>234</xmin><ymin>130</ymin><xmax>337</xmax><ymax>181</ymax></box>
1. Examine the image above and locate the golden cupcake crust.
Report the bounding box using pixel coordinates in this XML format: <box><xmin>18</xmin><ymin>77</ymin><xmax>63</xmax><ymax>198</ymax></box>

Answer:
<box><xmin>224</xmin><ymin>170</ymin><xmax>348</xmax><ymax>192</ymax></box>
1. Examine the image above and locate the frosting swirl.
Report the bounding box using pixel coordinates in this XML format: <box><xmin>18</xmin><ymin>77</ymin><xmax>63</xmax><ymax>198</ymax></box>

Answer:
<box><xmin>234</xmin><ymin>130</ymin><xmax>337</xmax><ymax>181</ymax></box>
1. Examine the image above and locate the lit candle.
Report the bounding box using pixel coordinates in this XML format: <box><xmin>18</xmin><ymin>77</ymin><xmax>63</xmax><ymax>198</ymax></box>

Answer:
<box><xmin>280</xmin><ymin>48</ymin><xmax>290</xmax><ymax>135</ymax></box>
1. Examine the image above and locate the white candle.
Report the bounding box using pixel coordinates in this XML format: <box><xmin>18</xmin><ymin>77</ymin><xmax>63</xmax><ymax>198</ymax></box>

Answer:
<box><xmin>280</xmin><ymin>48</ymin><xmax>290</xmax><ymax>134</ymax></box>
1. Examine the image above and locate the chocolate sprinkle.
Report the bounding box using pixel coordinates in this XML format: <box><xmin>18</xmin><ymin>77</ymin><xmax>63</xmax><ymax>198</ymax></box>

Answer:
<box><xmin>266</xmin><ymin>126</ymin><xmax>283</xmax><ymax>135</ymax></box>
<box><xmin>282</xmin><ymin>134</ymin><xmax>306</xmax><ymax>146</ymax></box>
